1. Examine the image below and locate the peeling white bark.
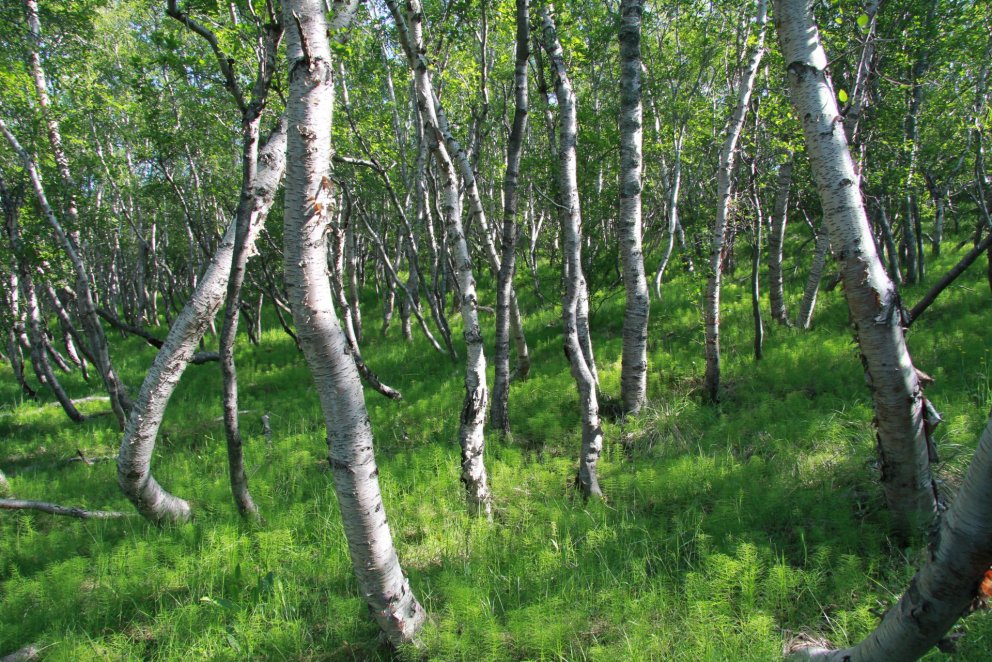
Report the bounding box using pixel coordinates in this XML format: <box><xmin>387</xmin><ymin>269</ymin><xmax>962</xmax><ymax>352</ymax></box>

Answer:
<box><xmin>283</xmin><ymin>0</ymin><xmax>426</xmax><ymax>644</ymax></box>
<box><xmin>775</xmin><ymin>0</ymin><xmax>938</xmax><ymax>533</ymax></box>
<box><xmin>540</xmin><ymin>5</ymin><xmax>603</xmax><ymax>498</ymax></box>
<box><xmin>618</xmin><ymin>0</ymin><xmax>649</xmax><ymax>415</ymax></box>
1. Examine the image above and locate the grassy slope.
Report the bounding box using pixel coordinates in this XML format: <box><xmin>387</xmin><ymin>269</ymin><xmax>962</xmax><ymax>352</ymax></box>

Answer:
<box><xmin>1</xmin><ymin>240</ymin><xmax>990</xmax><ymax>661</ymax></box>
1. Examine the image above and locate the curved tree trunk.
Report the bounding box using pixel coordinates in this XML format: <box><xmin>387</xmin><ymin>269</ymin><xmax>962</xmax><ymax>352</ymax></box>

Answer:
<box><xmin>491</xmin><ymin>0</ymin><xmax>530</xmax><ymax>434</ymax></box>
<box><xmin>540</xmin><ymin>5</ymin><xmax>603</xmax><ymax>498</ymax></box>
<box><xmin>282</xmin><ymin>0</ymin><xmax>426</xmax><ymax>644</ymax></box>
<box><xmin>797</xmin><ymin>415</ymin><xmax>992</xmax><ymax>661</ymax></box>
<box><xmin>703</xmin><ymin>0</ymin><xmax>767</xmax><ymax>403</ymax></box>
<box><xmin>116</xmin><ymin>123</ymin><xmax>287</xmax><ymax>525</ymax></box>
<box><xmin>776</xmin><ymin>0</ymin><xmax>938</xmax><ymax>535</ymax></box>
<box><xmin>618</xmin><ymin>0</ymin><xmax>650</xmax><ymax>415</ymax></box>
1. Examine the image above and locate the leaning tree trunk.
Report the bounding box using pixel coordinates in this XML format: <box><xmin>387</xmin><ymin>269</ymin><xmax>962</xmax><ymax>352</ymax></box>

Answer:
<box><xmin>703</xmin><ymin>0</ymin><xmax>767</xmax><ymax>403</ymax></box>
<box><xmin>618</xmin><ymin>0</ymin><xmax>650</xmax><ymax>415</ymax></box>
<box><xmin>0</xmin><ymin>177</ymin><xmax>83</xmax><ymax>422</ymax></box>
<box><xmin>796</xmin><ymin>413</ymin><xmax>992</xmax><ymax>661</ymax></box>
<box><xmin>768</xmin><ymin>152</ymin><xmax>794</xmax><ymax>325</ymax></box>
<box><xmin>23</xmin><ymin>0</ymin><xmax>131</xmax><ymax>429</ymax></box>
<box><xmin>388</xmin><ymin>0</ymin><xmax>493</xmax><ymax>516</ymax></box>
<box><xmin>796</xmin><ymin>225</ymin><xmax>830</xmax><ymax>330</ymax></box>
<box><xmin>491</xmin><ymin>0</ymin><xmax>531</xmax><ymax>434</ymax></box>
<box><xmin>116</xmin><ymin>122</ymin><xmax>287</xmax><ymax>525</ymax></box>
<box><xmin>540</xmin><ymin>5</ymin><xmax>604</xmax><ymax>498</ymax></box>
<box><xmin>776</xmin><ymin>0</ymin><xmax>938</xmax><ymax>535</ymax></box>
<box><xmin>282</xmin><ymin>0</ymin><xmax>426</xmax><ymax>645</ymax></box>
<box><xmin>0</xmin><ymin>117</ymin><xmax>130</xmax><ymax>429</ymax></box>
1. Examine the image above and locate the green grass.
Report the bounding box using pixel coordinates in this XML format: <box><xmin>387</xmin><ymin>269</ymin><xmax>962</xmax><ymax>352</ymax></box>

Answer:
<box><xmin>2</xmin><ymin>240</ymin><xmax>991</xmax><ymax>660</ymax></box>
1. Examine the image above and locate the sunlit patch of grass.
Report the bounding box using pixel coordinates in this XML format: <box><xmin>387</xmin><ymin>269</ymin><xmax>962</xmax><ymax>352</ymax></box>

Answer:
<box><xmin>2</xmin><ymin>238</ymin><xmax>991</xmax><ymax>660</ymax></box>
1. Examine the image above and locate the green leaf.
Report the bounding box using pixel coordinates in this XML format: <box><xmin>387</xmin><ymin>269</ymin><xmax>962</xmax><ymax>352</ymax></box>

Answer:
<box><xmin>857</xmin><ymin>14</ymin><xmax>870</xmax><ymax>28</ymax></box>
<box><xmin>835</xmin><ymin>16</ymin><xmax>843</xmax><ymax>25</ymax></box>
<box><xmin>838</xmin><ymin>89</ymin><xmax>849</xmax><ymax>103</ymax></box>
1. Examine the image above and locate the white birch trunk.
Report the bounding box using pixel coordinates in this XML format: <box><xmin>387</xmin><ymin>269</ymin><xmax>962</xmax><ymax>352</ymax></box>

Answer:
<box><xmin>797</xmin><ymin>415</ymin><xmax>992</xmax><ymax>660</ymax></box>
<box><xmin>768</xmin><ymin>153</ymin><xmax>794</xmax><ymax>325</ymax></box>
<box><xmin>23</xmin><ymin>0</ymin><xmax>131</xmax><ymax>429</ymax></box>
<box><xmin>775</xmin><ymin>0</ymin><xmax>938</xmax><ymax>534</ymax></box>
<box><xmin>618</xmin><ymin>0</ymin><xmax>649</xmax><ymax>414</ymax></box>
<box><xmin>796</xmin><ymin>226</ymin><xmax>830</xmax><ymax>330</ymax></box>
<box><xmin>388</xmin><ymin>0</ymin><xmax>492</xmax><ymax>515</ymax></box>
<box><xmin>116</xmin><ymin>123</ymin><xmax>286</xmax><ymax>525</ymax></box>
<box><xmin>491</xmin><ymin>0</ymin><xmax>531</xmax><ymax>434</ymax></box>
<box><xmin>703</xmin><ymin>0</ymin><xmax>767</xmax><ymax>403</ymax></box>
<box><xmin>282</xmin><ymin>0</ymin><xmax>426</xmax><ymax>644</ymax></box>
<box><xmin>540</xmin><ymin>5</ymin><xmax>604</xmax><ymax>498</ymax></box>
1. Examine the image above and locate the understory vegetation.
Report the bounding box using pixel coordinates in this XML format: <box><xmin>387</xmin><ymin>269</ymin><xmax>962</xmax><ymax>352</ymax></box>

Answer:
<box><xmin>2</xmin><ymin>240</ymin><xmax>990</xmax><ymax>660</ymax></box>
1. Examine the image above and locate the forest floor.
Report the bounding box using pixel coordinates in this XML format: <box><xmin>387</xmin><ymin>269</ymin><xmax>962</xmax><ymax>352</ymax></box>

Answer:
<box><xmin>1</xmin><ymin>240</ymin><xmax>991</xmax><ymax>661</ymax></box>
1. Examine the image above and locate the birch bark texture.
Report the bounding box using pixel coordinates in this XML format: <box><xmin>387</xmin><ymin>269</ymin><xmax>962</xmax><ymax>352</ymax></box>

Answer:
<box><xmin>387</xmin><ymin>0</ymin><xmax>493</xmax><ymax>515</ymax></box>
<box><xmin>116</xmin><ymin>122</ymin><xmax>287</xmax><ymax>525</ymax></box>
<box><xmin>795</xmin><ymin>415</ymin><xmax>992</xmax><ymax>661</ymax></box>
<box><xmin>282</xmin><ymin>0</ymin><xmax>426</xmax><ymax>644</ymax></box>
<box><xmin>24</xmin><ymin>0</ymin><xmax>132</xmax><ymax>429</ymax></box>
<box><xmin>702</xmin><ymin>0</ymin><xmax>767</xmax><ymax>403</ymax></box>
<box><xmin>768</xmin><ymin>152</ymin><xmax>794</xmax><ymax>325</ymax></box>
<box><xmin>540</xmin><ymin>5</ymin><xmax>604</xmax><ymax>498</ymax></box>
<box><xmin>775</xmin><ymin>0</ymin><xmax>938</xmax><ymax>534</ymax></box>
<box><xmin>618</xmin><ymin>0</ymin><xmax>650</xmax><ymax>415</ymax></box>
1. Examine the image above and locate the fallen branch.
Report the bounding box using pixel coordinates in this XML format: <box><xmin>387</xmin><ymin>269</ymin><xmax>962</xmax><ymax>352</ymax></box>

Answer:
<box><xmin>67</xmin><ymin>450</ymin><xmax>116</xmax><ymax>465</ymax></box>
<box><xmin>0</xmin><ymin>498</ymin><xmax>133</xmax><ymax>519</ymax></box>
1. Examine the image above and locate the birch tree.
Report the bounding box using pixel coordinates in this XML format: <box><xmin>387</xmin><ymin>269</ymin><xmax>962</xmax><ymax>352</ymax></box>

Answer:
<box><xmin>793</xmin><ymin>413</ymin><xmax>992</xmax><ymax>660</ymax></box>
<box><xmin>282</xmin><ymin>0</ymin><xmax>426</xmax><ymax>643</ymax></box>
<box><xmin>540</xmin><ymin>4</ymin><xmax>604</xmax><ymax>498</ymax></box>
<box><xmin>116</xmin><ymin>122</ymin><xmax>286</xmax><ymax>523</ymax></box>
<box><xmin>767</xmin><ymin>152</ymin><xmax>794</xmax><ymax>325</ymax></box>
<box><xmin>775</xmin><ymin>0</ymin><xmax>939</xmax><ymax>534</ymax></box>
<box><xmin>618</xmin><ymin>0</ymin><xmax>650</xmax><ymax>415</ymax></box>
<box><xmin>22</xmin><ymin>0</ymin><xmax>132</xmax><ymax>429</ymax></box>
<box><xmin>387</xmin><ymin>0</ymin><xmax>493</xmax><ymax>515</ymax></box>
<box><xmin>491</xmin><ymin>0</ymin><xmax>531</xmax><ymax>434</ymax></box>
<box><xmin>702</xmin><ymin>0</ymin><xmax>767</xmax><ymax>403</ymax></box>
